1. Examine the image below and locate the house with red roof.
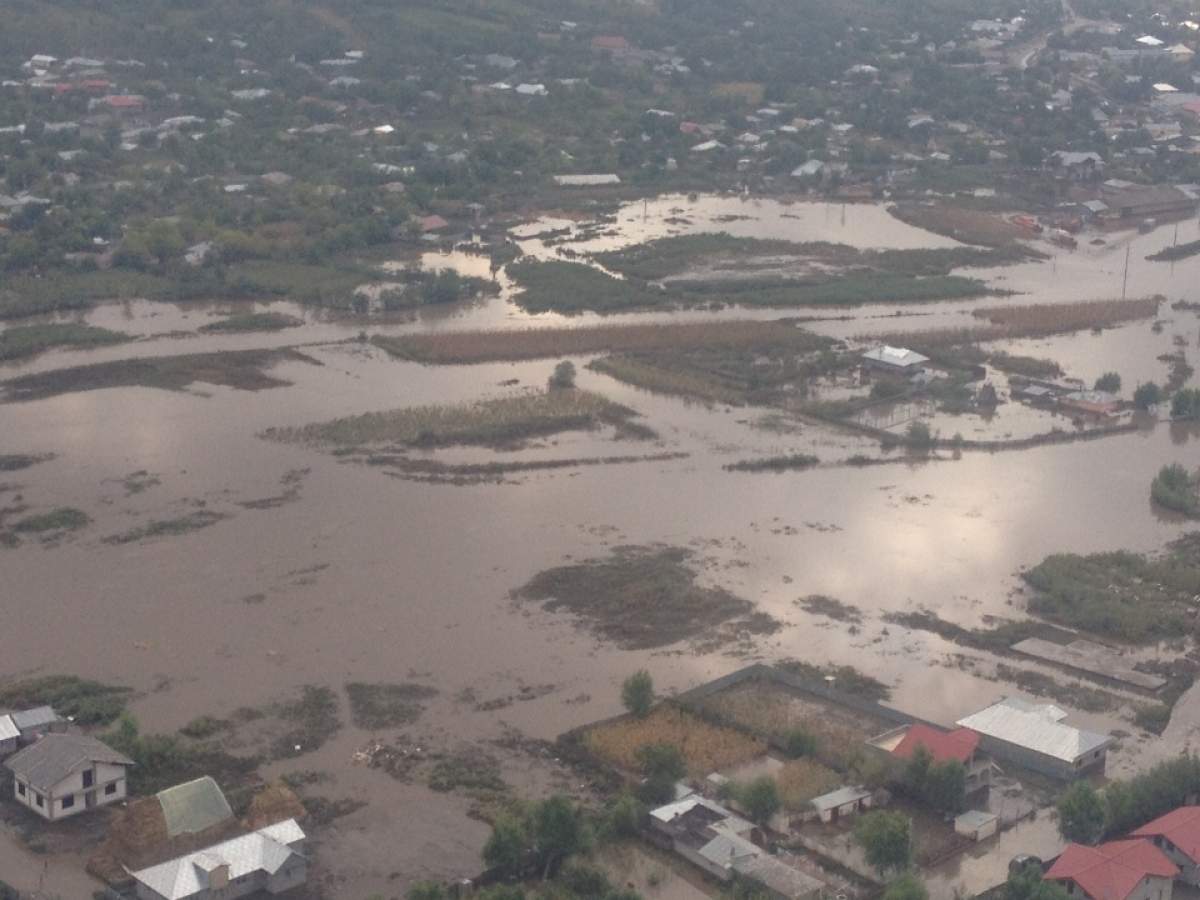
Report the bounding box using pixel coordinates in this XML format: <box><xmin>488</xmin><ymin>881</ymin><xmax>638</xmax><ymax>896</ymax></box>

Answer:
<box><xmin>1132</xmin><ymin>808</ymin><xmax>1200</xmax><ymax>884</ymax></box>
<box><xmin>1045</xmin><ymin>840</ymin><xmax>1177</xmax><ymax>900</ymax></box>
<box><xmin>867</xmin><ymin>723</ymin><xmax>994</xmax><ymax>792</ymax></box>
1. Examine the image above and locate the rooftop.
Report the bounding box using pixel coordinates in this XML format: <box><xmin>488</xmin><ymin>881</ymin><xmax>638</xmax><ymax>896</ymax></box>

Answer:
<box><xmin>862</xmin><ymin>345</ymin><xmax>930</xmax><ymax>368</ymax></box>
<box><xmin>0</xmin><ymin>715</ymin><xmax>18</xmax><ymax>743</ymax></box>
<box><xmin>891</xmin><ymin>724</ymin><xmax>981</xmax><ymax>764</ymax></box>
<box><xmin>956</xmin><ymin>698</ymin><xmax>1112</xmax><ymax>763</ymax></box>
<box><xmin>1131</xmin><ymin>807</ymin><xmax>1200</xmax><ymax>863</ymax></box>
<box><xmin>1046</xmin><ymin>839</ymin><xmax>1176</xmax><ymax>900</ymax></box>
<box><xmin>5</xmin><ymin>734</ymin><xmax>133</xmax><ymax>792</ymax></box>
<box><xmin>811</xmin><ymin>786</ymin><xmax>871</xmax><ymax>813</ymax></box>
<box><xmin>9</xmin><ymin>706</ymin><xmax>61</xmax><ymax>731</ymax></box>
<box><xmin>156</xmin><ymin>777</ymin><xmax>234</xmax><ymax>839</ymax></box>
<box><xmin>129</xmin><ymin>819</ymin><xmax>305</xmax><ymax>900</ymax></box>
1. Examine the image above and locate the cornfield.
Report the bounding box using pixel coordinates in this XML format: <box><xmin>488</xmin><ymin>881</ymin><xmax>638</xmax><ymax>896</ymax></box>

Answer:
<box><xmin>374</xmin><ymin>321</ymin><xmax>827</xmax><ymax>364</ymax></box>
<box><xmin>584</xmin><ymin>706</ymin><xmax>766</xmax><ymax>776</ymax></box>
<box><xmin>777</xmin><ymin>758</ymin><xmax>842</xmax><ymax>811</ymax></box>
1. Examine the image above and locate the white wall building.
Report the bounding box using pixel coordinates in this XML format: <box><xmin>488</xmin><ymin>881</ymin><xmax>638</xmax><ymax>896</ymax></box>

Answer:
<box><xmin>4</xmin><ymin>733</ymin><xmax>133</xmax><ymax>821</ymax></box>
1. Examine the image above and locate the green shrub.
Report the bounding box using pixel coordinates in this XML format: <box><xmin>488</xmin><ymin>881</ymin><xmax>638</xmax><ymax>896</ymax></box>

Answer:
<box><xmin>1134</xmin><ymin>382</ymin><xmax>1162</xmax><ymax>410</ymax></box>
<box><xmin>1094</xmin><ymin>372</ymin><xmax>1121</xmax><ymax>393</ymax></box>
<box><xmin>783</xmin><ymin>728</ymin><xmax>817</xmax><ymax>758</ymax></box>
<box><xmin>1151</xmin><ymin>464</ymin><xmax>1199</xmax><ymax>517</ymax></box>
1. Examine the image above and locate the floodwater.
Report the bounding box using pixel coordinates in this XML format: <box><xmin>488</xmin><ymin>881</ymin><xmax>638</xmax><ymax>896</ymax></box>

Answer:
<box><xmin>2</xmin><ymin>196</ymin><xmax>1200</xmax><ymax>898</ymax></box>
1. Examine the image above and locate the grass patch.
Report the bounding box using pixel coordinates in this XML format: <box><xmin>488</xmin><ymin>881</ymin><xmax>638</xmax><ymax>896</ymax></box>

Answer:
<box><xmin>198</xmin><ymin>312</ymin><xmax>303</xmax><ymax>333</ymax></box>
<box><xmin>0</xmin><ymin>675</ymin><xmax>132</xmax><ymax>726</ymax></box>
<box><xmin>509</xmin><ymin>259</ymin><xmax>663</xmax><ymax>314</ymax></box>
<box><xmin>797</xmin><ymin>595</ymin><xmax>863</xmax><ymax>624</ymax></box>
<box><xmin>10</xmin><ymin>507</ymin><xmax>90</xmax><ymax>533</ymax></box>
<box><xmin>179</xmin><ymin>715</ymin><xmax>230</xmax><ymax>739</ymax></box>
<box><xmin>584</xmin><ymin>705</ymin><xmax>766</xmax><ymax>777</ymax></box>
<box><xmin>1148</xmin><ymin>240</ymin><xmax>1200</xmax><ymax>262</ymax></box>
<box><xmin>883</xmin><ymin>610</ymin><xmax>1051</xmax><ymax>654</ymax></box>
<box><xmin>428</xmin><ymin>746</ymin><xmax>508</xmax><ymax>796</ymax></box>
<box><xmin>264</xmin><ymin>389</ymin><xmax>650</xmax><ymax>449</ymax></box>
<box><xmin>345</xmin><ymin>682</ymin><xmax>438</xmax><ymax>729</ymax></box>
<box><xmin>374</xmin><ymin>320</ymin><xmax>834</xmax><ymax>364</ymax></box>
<box><xmin>889</xmin><ymin>203</ymin><xmax>1028</xmax><ymax>247</ymax></box>
<box><xmin>1</xmin><ymin>348</ymin><xmax>313</xmax><ymax>403</ymax></box>
<box><xmin>102</xmin><ymin>510</ymin><xmax>228</xmax><ymax>545</ymax></box>
<box><xmin>1135</xmin><ymin>703</ymin><xmax>1172</xmax><ymax>734</ymax></box>
<box><xmin>1022</xmin><ymin>534</ymin><xmax>1200</xmax><ymax>643</ymax></box>
<box><xmin>514</xmin><ymin>545</ymin><xmax>778</xmax><ymax>650</ymax></box>
<box><xmin>778</xmin><ymin>757</ymin><xmax>842</xmax><ymax>810</ymax></box>
<box><xmin>724</xmin><ymin>454</ymin><xmax>819</xmax><ymax>473</ymax></box>
<box><xmin>0</xmin><ymin>324</ymin><xmax>129</xmax><ymax>361</ymax></box>
<box><xmin>987</xmin><ymin>351</ymin><xmax>1063</xmax><ymax>379</ymax></box>
<box><xmin>225</xmin><ymin>260</ymin><xmax>373</xmax><ymax>308</ymax></box>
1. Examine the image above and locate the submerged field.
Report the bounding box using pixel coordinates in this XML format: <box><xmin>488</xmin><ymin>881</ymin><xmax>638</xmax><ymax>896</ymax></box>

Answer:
<box><xmin>3</xmin><ymin>195</ymin><xmax>1200</xmax><ymax>900</ymax></box>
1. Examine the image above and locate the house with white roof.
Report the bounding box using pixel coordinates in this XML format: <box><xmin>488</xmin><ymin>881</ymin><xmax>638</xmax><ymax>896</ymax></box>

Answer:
<box><xmin>956</xmin><ymin>697</ymin><xmax>1113</xmax><ymax>779</ymax></box>
<box><xmin>861</xmin><ymin>345</ymin><xmax>930</xmax><ymax>376</ymax></box>
<box><xmin>128</xmin><ymin>819</ymin><xmax>307</xmax><ymax>900</ymax></box>
<box><xmin>0</xmin><ymin>716</ymin><xmax>18</xmax><ymax>756</ymax></box>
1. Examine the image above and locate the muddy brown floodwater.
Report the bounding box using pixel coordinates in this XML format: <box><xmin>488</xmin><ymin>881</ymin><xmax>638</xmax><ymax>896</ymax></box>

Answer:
<box><xmin>2</xmin><ymin>196</ymin><xmax>1200</xmax><ymax>899</ymax></box>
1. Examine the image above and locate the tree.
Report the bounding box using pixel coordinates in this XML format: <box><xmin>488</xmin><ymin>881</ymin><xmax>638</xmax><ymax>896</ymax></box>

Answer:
<box><xmin>1057</xmin><ymin>781</ymin><xmax>1105</xmax><ymax>845</ymax></box>
<box><xmin>604</xmin><ymin>793</ymin><xmax>643</xmax><ymax>839</ymax></box>
<box><xmin>548</xmin><ymin>360</ymin><xmax>577</xmax><ymax>390</ymax></box>
<box><xmin>738</xmin><ymin>776</ymin><xmax>781</xmax><ymax>825</ymax></box>
<box><xmin>533</xmin><ymin>794</ymin><xmax>586</xmax><ymax>877</ymax></box>
<box><xmin>1094</xmin><ymin>371</ymin><xmax>1122</xmax><ymax>393</ymax></box>
<box><xmin>783</xmin><ymin>727</ymin><xmax>817</xmax><ymax>758</ymax></box>
<box><xmin>905</xmin><ymin>420</ymin><xmax>933</xmax><ymax>449</ymax></box>
<box><xmin>1134</xmin><ymin>382</ymin><xmax>1162</xmax><ymax>410</ymax></box>
<box><xmin>854</xmin><ymin>811</ymin><xmax>912</xmax><ymax>876</ymax></box>
<box><xmin>1172</xmin><ymin>388</ymin><xmax>1200</xmax><ymax>420</ymax></box>
<box><xmin>483</xmin><ymin>814</ymin><xmax>530</xmax><ymax>878</ymax></box>
<box><xmin>621</xmin><ymin>670</ymin><xmax>654</xmax><ymax>717</ymax></box>
<box><xmin>883</xmin><ymin>874</ymin><xmax>929</xmax><ymax>900</ymax></box>
<box><xmin>1007</xmin><ymin>862</ymin><xmax>1071</xmax><ymax>900</ymax></box>
<box><xmin>637</xmin><ymin>743</ymin><xmax>686</xmax><ymax>804</ymax></box>
<box><xmin>926</xmin><ymin>761</ymin><xmax>967</xmax><ymax>814</ymax></box>
<box><xmin>903</xmin><ymin>745</ymin><xmax>933</xmax><ymax>797</ymax></box>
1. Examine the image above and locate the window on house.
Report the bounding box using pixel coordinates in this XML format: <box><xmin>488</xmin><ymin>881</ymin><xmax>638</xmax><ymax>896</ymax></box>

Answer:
<box><xmin>16</xmin><ymin>782</ymin><xmax>25</xmax><ymax>797</ymax></box>
<box><xmin>105</xmin><ymin>782</ymin><xmax>118</xmax><ymax>796</ymax></box>
<box><xmin>35</xmin><ymin>794</ymin><xmax>43</xmax><ymax>808</ymax></box>
<box><xmin>82</xmin><ymin>769</ymin><xmax>94</xmax><ymax>788</ymax></box>
<box><xmin>61</xmin><ymin>794</ymin><xmax>74</xmax><ymax>809</ymax></box>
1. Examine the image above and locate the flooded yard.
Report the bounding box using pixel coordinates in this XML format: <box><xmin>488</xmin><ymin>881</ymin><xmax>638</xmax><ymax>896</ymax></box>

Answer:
<box><xmin>3</xmin><ymin>195</ymin><xmax>1200</xmax><ymax>898</ymax></box>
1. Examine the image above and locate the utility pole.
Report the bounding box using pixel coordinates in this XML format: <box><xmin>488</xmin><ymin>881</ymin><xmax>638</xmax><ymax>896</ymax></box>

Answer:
<box><xmin>1122</xmin><ymin>244</ymin><xmax>1131</xmax><ymax>300</ymax></box>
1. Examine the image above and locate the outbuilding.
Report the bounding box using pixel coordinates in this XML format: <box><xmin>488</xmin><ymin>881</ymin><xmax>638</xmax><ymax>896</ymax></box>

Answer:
<box><xmin>956</xmin><ymin>698</ymin><xmax>1113</xmax><ymax>779</ymax></box>
<box><xmin>810</xmin><ymin>786</ymin><xmax>872</xmax><ymax>824</ymax></box>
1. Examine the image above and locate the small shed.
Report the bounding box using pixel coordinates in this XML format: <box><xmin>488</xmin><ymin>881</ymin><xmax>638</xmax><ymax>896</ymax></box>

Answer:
<box><xmin>811</xmin><ymin>786</ymin><xmax>872</xmax><ymax>824</ymax></box>
<box><xmin>955</xmin><ymin>810</ymin><xmax>999</xmax><ymax>841</ymax></box>
<box><xmin>861</xmin><ymin>346</ymin><xmax>929</xmax><ymax>376</ymax></box>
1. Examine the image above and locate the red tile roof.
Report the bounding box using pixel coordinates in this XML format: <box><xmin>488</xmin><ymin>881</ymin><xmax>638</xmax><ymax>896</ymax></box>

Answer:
<box><xmin>1132</xmin><ymin>807</ymin><xmax>1200</xmax><ymax>863</ymax></box>
<box><xmin>1046</xmin><ymin>840</ymin><xmax>1178</xmax><ymax>900</ymax></box>
<box><xmin>891</xmin><ymin>725</ymin><xmax>980</xmax><ymax>764</ymax></box>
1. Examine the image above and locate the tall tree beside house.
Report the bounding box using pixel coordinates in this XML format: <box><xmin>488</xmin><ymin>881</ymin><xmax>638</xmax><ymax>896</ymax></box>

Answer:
<box><xmin>621</xmin><ymin>670</ymin><xmax>655</xmax><ymax>718</ymax></box>
<box><xmin>926</xmin><ymin>760</ymin><xmax>967</xmax><ymax>815</ymax></box>
<box><xmin>636</xmin><ymin>742</ymin><xmax>686</xmax><ymax>804</ymax></box>
<box><xmin>738</xmin><ymin>776</ymin><xmax>781</xmax><ymax>825</ymax></box>
<box><xmin>854</xmin><ymin>810</ymin><xmax>913</xmax><ymax>877</ymax></box>
<box><xmin>533</xmin><ymin>795</ymin><xmax>588</xmax><ymax>878</ymax></box>
<box><xmin>1057</xmin><ymin>781</ymin><xmax>1106</xmax><ymax>845</ymax></box>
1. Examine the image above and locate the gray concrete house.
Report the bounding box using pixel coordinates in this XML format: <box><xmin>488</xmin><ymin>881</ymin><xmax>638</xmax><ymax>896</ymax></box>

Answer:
<box><xmin>956</xmin><ymin>697</ymin><xmax>1112</xmax><ymax>779</ymax></box>
<box><xmin>5</xmin><ymin>733</ymin><xmax>133</xmax><ymax>820</ymax></box>
<box><xmin>128</xmin><ymin>818</ymin><xmax>307</xmax><ymax>900</ymax></box>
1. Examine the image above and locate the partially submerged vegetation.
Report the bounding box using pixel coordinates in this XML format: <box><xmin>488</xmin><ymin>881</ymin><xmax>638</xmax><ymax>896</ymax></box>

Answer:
<box><xmin>514</xmin><ymin>545</ymin><xmax>778</xmax><ymax>650</ymax></box>
<box><xmin>198</xmin><ymin>311</ymin><xmax>303</xmax><ymax>333</ymax></box>
<box><xmin>1148</xmin><ymin>240</ymin><xmax>1200</xmax><ymax>262</ymax></box>
<box><xmin>264</xmin><ymin>389</ymin><xmax>651</xmax><ymax>449</ymax></box>
<box><xmin>374</xmin><ymin>320</ymin><xmax>831</xmax><ymax>365</ymax></box>
<box><xmin>345</xmin><ymin>682</ymin><xmax>438</xmax><ymax>729</ymax></box>
<box><xmin>0</xmin><ymin>675</ymin><xmax>132</xmax><ymax>726</ymax></box>
<box><xmin>0</xmin><ymin>323</ymin><xmax>129</xmax><ymax>362</ymax></box>
<box><xmin>509</xmin><ymin>260</ymin><xmax>662</xmax><ymax>314</ymax></box>
<box><xmin>723</xmin><ymin>454</ymin><xmax>820</xmax><ymax>473</ymax></box>
<box><xmin>866</xmin><ymin>298</ymin><xmax>1160</xmax><ymax>347</ymax></box>
<box><xmin>1151</xmin><ymin>464</ymin><xmax>1200</xmax><ymax>518</ymax></box>
<box><xmin>10</xmin><ymin>506</ymin><xmax>90</xmax><ymax>534</ymax></box>
<box><xmin>1</xmin><ymin>348</ymin><xmax>315</xmax><ymax>402</ymax></box>
<box><xmin>102</xmin><ymin>510</ymin><xmax>228</xmax><ymax>545</ymax></box>
<box><xmin>1023</xmin><ymin>534</ymin><xmax>1200</xmax><ymax>643</ymax></box>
